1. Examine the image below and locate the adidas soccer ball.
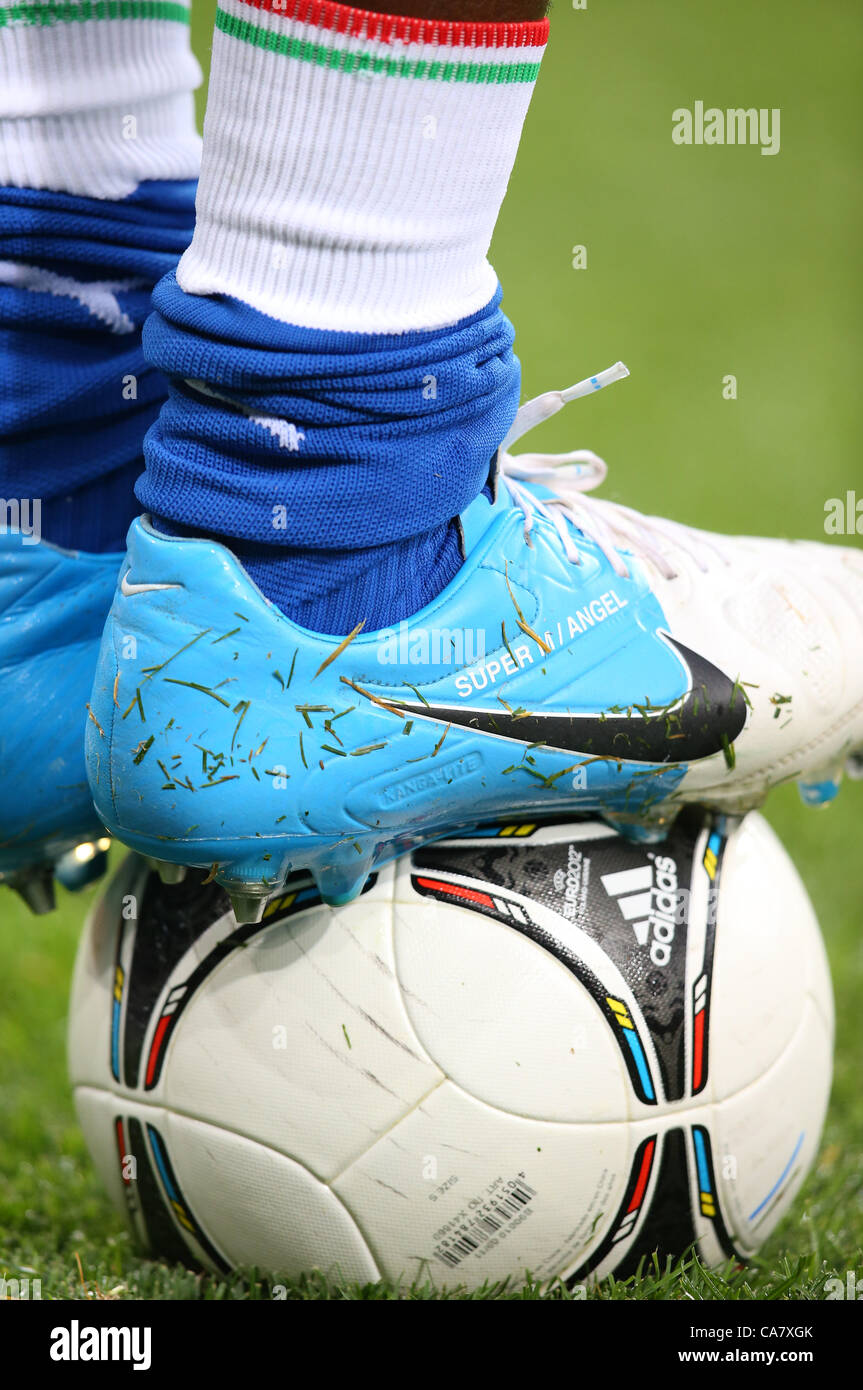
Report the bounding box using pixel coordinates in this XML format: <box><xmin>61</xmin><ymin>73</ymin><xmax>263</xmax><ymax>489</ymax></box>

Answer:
<box><xmin>68</xmin><ymin>811</ymin><xmax>833</xmax><ymax>1288</ymax></box>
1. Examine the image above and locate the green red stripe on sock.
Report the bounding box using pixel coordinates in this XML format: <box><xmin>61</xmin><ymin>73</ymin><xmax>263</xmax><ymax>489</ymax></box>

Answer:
<box><xmin>231</xmin><ymin>0</ymin><xmax>548</xmax><ymax>50</ymax></box>
<box><xmin>0</xmin><ymin>0</ymin><xmax>189</xmax><ymax>26</ymax></box>
<box><xmin>216</xmin><ymin>4</ymin><xmax>545</xmax><ymax>82</ymax></box>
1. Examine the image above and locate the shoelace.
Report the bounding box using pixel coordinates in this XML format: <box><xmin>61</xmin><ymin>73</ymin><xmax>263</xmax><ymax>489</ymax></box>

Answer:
<box><xmin>499</xmin><ymin>362</ymin><xmax>728</xmax><ymax>581</ymax></box>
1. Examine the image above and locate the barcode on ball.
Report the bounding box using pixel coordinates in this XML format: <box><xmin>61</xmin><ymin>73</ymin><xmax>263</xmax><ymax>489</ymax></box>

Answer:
<box><xmin>435</xmin><ymin>1181</ymin><xmax>537</xmax><ymax>1267</ymax></box>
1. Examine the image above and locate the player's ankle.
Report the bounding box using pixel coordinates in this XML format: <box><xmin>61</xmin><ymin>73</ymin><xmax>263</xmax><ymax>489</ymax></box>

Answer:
<box><xmin>137</xmin><ymin>1</ymin><xmax>548</xmax><ymax>633</ymax></box>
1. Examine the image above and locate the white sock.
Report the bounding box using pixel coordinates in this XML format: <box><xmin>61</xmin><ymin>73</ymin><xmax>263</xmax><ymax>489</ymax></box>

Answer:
<box><xmin>177</xmin><ymin>0</ymin><xmax>549</xmax><ymax>333</ymax></box>
<box><xmin>0</xmin><ymin>0</ymin><xmax>202</xmax><ymax>199</ymax></box>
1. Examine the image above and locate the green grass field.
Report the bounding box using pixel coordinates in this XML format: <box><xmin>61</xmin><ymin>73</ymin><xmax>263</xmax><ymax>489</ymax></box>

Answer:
<box><xmin>1</xmin><ymin>0</ymin><xmax>861</xmax><ymax>1301</ymax></box>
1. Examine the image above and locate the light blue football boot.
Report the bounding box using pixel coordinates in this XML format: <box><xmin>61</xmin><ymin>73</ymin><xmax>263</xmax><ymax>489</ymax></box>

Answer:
<box><xmin>85</xmin><ymin>365</ymin><xmax>863</xmax><ymax>923</ymax></box>
<box><xmin>0</xmin><ymin>532</ymin><xmax>117</xmax><ymax>911</ymax></box>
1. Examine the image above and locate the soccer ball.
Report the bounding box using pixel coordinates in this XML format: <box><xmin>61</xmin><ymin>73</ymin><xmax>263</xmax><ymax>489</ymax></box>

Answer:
<box><xmin>68</xmin><ymin>810</ymin><xmax>833</xmax><ymax>1289</ymax></box>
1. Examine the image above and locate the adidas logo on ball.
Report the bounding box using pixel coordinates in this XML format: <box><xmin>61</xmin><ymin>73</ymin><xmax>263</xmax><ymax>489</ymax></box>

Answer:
<box><xmin>600</xmin><ymin>854</ymin><xmax>681</xmax><ymax>967</ymax></box>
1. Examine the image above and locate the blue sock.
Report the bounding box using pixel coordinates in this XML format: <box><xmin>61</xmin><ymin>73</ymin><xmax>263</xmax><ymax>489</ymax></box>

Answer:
<box><xmin>139</xmin><ymin>276</ymin><xmax>521</xmax><ymax>635</ymax></box>
<box><xmin>0</xmin><ymin>180</ymin><xmax>197</xmax><ymax>554</ymax></box>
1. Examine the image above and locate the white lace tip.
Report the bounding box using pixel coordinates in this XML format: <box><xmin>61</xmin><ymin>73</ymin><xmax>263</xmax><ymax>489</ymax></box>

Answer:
<box><xmin>561</xmin><ymin>361</ymin><xmax>630</xmax><ymax>403</ymax></box>
<box><xmin>501</xmin><ymin>360</ymin><xmax>631</xmax><ymax>451</ymax></box>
